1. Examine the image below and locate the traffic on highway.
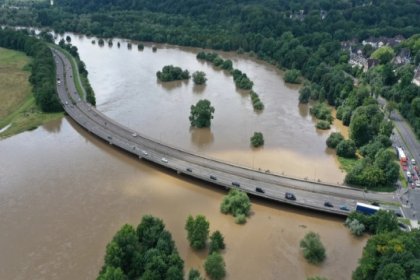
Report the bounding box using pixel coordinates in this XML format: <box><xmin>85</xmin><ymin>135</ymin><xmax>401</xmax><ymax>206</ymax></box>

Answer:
<box><xmin>51</xmin><ymin>47</ymin><xmax>401</xmax><ymax>216</ymax></box>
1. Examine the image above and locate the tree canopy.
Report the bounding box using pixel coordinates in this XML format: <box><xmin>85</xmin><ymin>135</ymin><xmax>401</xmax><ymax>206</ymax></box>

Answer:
<box><xmin>189</xmin><ymin>99</ymin><xmax>215</xmax><ymax>128</ymax></box>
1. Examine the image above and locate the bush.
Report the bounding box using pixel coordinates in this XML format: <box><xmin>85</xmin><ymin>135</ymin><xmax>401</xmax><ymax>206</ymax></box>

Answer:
<box><xmin>188</xmin><ymin>269</ymin><xmax>204</xmax><ymax>280</ymax></box>
<box><xmin>185</xmin><ymin>215</ymin><xmax>209</xmax><ymax>250</ymax></box>
<box><xmin>220</xmin><ymin>189</ymin><xmax>251</xmax><ymax>223</ymax></box>
<box><xmin>336</xmin><ymin>139</ymin><xmax>356</xmax><ymax>158</ymax></box>
<box><xmin>345</xmin><ymin>218</ymin><xmax>365</xmax><ymax>236</ymax></box>
<box><xmin>250</xmin><ymin>91</ymin><xmax>264</xmax><ymax>111</ymax></box>
<box><xmin>310</xmin><ymin>102</ymin><xmax>333</xmax><ymax>123</ymax></box>
<box><xmin>156</xmin><ymin>65</ymin><xmax>190</xmax><ymax>82</ymax></box>
<box><xmin>326</xmin><ymin>132</ymin><xmax>344</xmax><ymax>148</ymax></box>
<box><xmin>284</xmin><ymin>69</ymin><xmax>301</xmax><ymax>84</ymax></box>
<box><xmin>204</xmin><ymin>252</ymin><xmax>226</xmax><ymax>280</ymax></box>
<box><xmin>250</xmin><ymin>132</ymin><xmax>264</xmax><ymax>147</ymax></box>
<box><xmin>192</xmin><ymin>71</ymin><xmax>207</xmax><ymax>85</ymax></box>
<box><xmin>209</xmin><ymin>231</ymin><xmax>225</xmax><ymax>253</ymax></box>
<box><xmin>299</xmin><ymin>85</ymin><xmax>311</xmax><ymax>103</ymax></box>
<box><xmin>316</xmin><ymin>120</ymin><xmax>330</xmax><ymax>130</ymax></box>
<box><xmin>300</xmin><ymin>232</ymin><xmax>326</xmax><ymax>265</ymax></box>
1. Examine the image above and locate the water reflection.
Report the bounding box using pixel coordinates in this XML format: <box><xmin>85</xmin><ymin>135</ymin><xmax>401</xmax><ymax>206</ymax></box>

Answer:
<box><xmin>298</xmin><ymin>103</ymin><xmax>309</xmax><ymax>118</ymax></box>
<box><xmin>190</xmin><ymin>127</ymin><xmax>214</xmax><ymax>148</ymax></box>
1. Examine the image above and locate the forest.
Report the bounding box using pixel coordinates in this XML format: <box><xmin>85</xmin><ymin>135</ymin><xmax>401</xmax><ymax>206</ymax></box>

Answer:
<box><xmin>1</xmin><ymin>0</ymin><xmax>419</xmax><ymax>189</ymax></box>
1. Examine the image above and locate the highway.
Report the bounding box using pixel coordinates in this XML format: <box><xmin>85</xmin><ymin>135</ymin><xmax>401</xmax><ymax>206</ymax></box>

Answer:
<box><xmin>52</xmin><ymin>47</ymin><xmax>399</xmax><ymax>216</ymax></box>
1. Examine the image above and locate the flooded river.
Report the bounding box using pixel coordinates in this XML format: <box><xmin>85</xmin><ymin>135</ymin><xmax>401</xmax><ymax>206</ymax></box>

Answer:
<box><xmin>0</xmin><ymin>33</ymin><xmax>364</xmax><ymax>280</ymax></box>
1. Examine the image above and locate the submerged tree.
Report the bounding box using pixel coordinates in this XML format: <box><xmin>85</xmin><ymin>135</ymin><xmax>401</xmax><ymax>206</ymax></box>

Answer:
<box><xmin>189</xmin><ymin>99</ymin><xmax>215</xmax><ymax>128</ymax></box>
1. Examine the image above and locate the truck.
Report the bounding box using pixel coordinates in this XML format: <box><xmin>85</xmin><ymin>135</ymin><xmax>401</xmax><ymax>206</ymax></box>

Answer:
<box><xmin>397</xmin><ymin>147</ymin><xmax>407</xmax><ymax>166</ymax></box>
<box><xmin>356</xmin><ymin>202</ymin><xmax>380</xmax><ymax>215</ymax></box>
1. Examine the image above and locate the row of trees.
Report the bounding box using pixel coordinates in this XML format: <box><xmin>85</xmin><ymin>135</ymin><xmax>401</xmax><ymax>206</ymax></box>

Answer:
<box><xmin>57</xmin><ymin>39</ymin><xmax>96</xmax><ymax>105</ymax></box>
<box><xmin>0</xmin><ymin>28</ymin><xmax>62</xmax><ymax>112</ymax></box>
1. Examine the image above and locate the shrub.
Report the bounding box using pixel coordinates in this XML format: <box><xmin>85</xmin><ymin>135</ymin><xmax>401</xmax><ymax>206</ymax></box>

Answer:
<box><xmin>189</xmin><ymin>99</ymin><xmax>215</xmax><ymax>128</ymax></box>
<box><xmin>220</xmin><ymin>189</ymin><xmax>251</xmax><ymax>223</ymax></box>
<box><xmin>209</xmin><ymin>231</ymin><xmax>225</xmax><ymax>253</ymax></box>
<box><xmin>250</xmin><ymin>91</ymin><xmax>264</xmax><ymax>111</ymax></box>
<box><xmin>156</xmin><ymin>65</ymin><xmax>190</xmax><ymax>82</ymax></box>
<box><xmin>234</xmin><ymin>214</ymin><xmax>247</xmax><ymax>224</ymax></box>
<box><xmin>310</xmin><ymin>102</ymin><xmax>333</xmax><ymax>123</ymax></box>
<box><xmin>250</xmin><ymin>132</ymin><xmax>264</xmax><ymax>147</ymax></box>
<box><xmin>300</xmin><ymin>232</ymin><xmax>326</xmax><ymax>265</ymax></box>
<box><xmin>326</xmin><ymin>132</ymin><xmax>344</xmax><ymax>148</ymax></box>
<box><xmin>185</xmin><ymin>215</ymin><xmax>209</xmax><ymax>250</ymax></box>
<box><xmin>192</xmin><ymin>71</ymin><xmax>207</xmax><ymax>85</ymax></box>
<box><xmin>204</xmin><ymin>252</ymin><xmax>226</xmax><ymax>280</ymax></box>
<box><xmin>336</xmin><ymin>139</ymin><xmax>356</xmax><ymax>158</ymax></box>
<box><xmin>345</xmin><ymin>218</ymin><xmax>365</xmax><ymax>236</ymax></box>
<box><xmin>284</xmin><ymin>69</ymin><xmax>301</xmax><ymax>84</ymax></box>
<box><xmin>316</xmin><ymin>120</ymin><xmax>330</xmax><ymax>130</ymax></box>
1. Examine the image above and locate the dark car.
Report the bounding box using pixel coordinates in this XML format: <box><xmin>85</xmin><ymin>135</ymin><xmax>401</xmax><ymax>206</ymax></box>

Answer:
<box><xmin>255</xmin><ymin>187</ymin><xmax>265</xmax><ymax>193</ymax></box>
<box><xmin>210</xmin><ymin>175</ymin><xmax>217</xmax><ymax>180</ymax></box>
<box><xmin>186</xmin><ymin>168</ymin><xmax>193</xmax><ymax>172</ymax></box>
<box><xmin>285</xmin><ymin>192</ymin><xmax>296</xmax><ymax>200</ymax></box>
<box><xmin>339</xmin><ymin>205</ymin><xmax>349</xmax><ymax>211</ymax></box>
<box><xmin>232</xmin><ymin>182</ymin><xmax>240</xmax><ymax>187</ymax></box>
<box><xmin>324</xmin><ymin>201</ymin><xmax>333</xmax><ymax>208</ymax></box>
<box><xmin>394</xmin><ymin>211</ymin><xmax>402</xmax><ymax>217</ymax></box>
<box><xmin>371</xmin><ymin>202</ymin><xmax>380</xmax><ymax>206</ymax></box>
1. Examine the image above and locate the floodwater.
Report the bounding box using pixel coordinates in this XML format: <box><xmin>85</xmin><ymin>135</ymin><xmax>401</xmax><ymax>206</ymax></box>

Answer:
<box><xmin>0</xmin><ymin>33</ymin><xmax>365</xmax><ymax>280</ymax></box>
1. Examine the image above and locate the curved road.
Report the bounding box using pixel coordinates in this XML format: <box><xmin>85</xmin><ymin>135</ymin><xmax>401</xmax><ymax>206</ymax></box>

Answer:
<box><xmin>52</xmin><ymin>47</ymin><xmax>398</xmax><ymax>216</ymax></box>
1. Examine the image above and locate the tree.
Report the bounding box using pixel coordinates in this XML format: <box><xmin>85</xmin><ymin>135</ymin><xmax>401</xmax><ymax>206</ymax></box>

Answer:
<box><xmin>371</xmin><ymin>47</ymin><xmax>395</xmax><ymax>64</ymax></box>
<box><xmin>209</xmin><ymin>231</ymin><xmax>225</xmax><ymax>254</ymax></box>
<box><xmin>326</xmin><ymin>132</ymin><xmax>344</xmax><ymax>148</ymax></box>
<box><xmin>374</xmin><ymin>263</ymin><xmax>406</xmax><ymax>280</ymax></box>
<box><xmin>136</xmin><ymin>215</ymin><xmax>165</xmax><ymax>250</ymax></box>
<box><xmin>220</xmin><ymin>189</ymin><xmax>251</xmax><ymax>223</ymax></box>
<box><xmin>299</xmin><ymin>232</ymin><xmax>326</xmax><ymax>265</ymax></box>
<box><xmin>189</xmin><ymin>99</ymin><xmax>215</xmax><ymax>128</ymax></box>
<box><xmin>284</xmin><ymin>69</ymin><xmax>301</xmax><ymax>84</ymax></box>
<box><xmin>156</xmin><ymin>65</ymin><xmax>190</xmax><ymax>82</ymax></box>
<box><xmin>204</xmin><ymin>252</ymin><xmax>226</xmax><ymax>280</ymax></box>
<box><xmin>188</xmin><ymin>268</ymin><xmax>204</xmax><ymax>280</ymax></box>
<box><xmin>250</xmin><ymin>132</ymin><xmax>264</xmax><ymax>147</ymax></box>
<box><xmin>336</xmin><ymin>139</ymin><xmax>356</xmax><ymax>158</ymax></box>
<box><xmin>350</xmin><ymin>113</ymin><xmax>371</xmax><ymax>147</ymax></box>
<box><xmin>192</xmin><ymin>71</ymin><xmax>207</xmax><ymax>85</ymax></box>
<box><xmin>98</xmin><ymin>266</ymin><xmax>127</xmax><ymax>280</ymax></box>
<box><xmin>185</xmin><ymin>215</ymin><xmax>209</xmax><ymax>250</ymax></box>
<box><xmin>299</xmin><ymin>85</ymin><xmax>311</xmax><ymax>104</ymax></box>
<box><xmin>345</xmin><ymin>218</ymin><xmax>365</xmax><ymax>236</ymax></box>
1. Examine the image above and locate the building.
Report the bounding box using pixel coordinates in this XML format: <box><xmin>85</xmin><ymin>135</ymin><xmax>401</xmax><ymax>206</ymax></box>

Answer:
<box><xmin>413</xmin><ymin>66</ymin><xmax>420</xmax><ymax>87</ymax></box>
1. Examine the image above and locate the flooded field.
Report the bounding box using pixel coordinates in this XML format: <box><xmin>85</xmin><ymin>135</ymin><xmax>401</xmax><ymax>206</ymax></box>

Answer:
<box><xmin>0</xmin><ymin>33</ymin><xmax>364</xmax><ymax>280</ymax></box>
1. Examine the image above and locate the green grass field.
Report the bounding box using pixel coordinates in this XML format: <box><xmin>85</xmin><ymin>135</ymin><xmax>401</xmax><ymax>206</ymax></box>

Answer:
<box><xmin>0</xmin><ymin>47</ymin><xmax>62</xmax><ymax>139</ymax></box>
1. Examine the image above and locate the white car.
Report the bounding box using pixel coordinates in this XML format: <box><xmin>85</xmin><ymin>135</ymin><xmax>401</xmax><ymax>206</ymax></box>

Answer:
<box><xmin>161</xmin><ymin>158</ymin><xmax>168</xmax><ymax>163</ymax></box>
<box><xmin>416</xmin><ymin>180</ymin><xmax>420</xmax><ymax>187</ymax></box>
<box><xmin>132</xmin><ymin>133</ymin><xmax>137</xmax><ymax>137</ymax></box>
<box><xmin>412</xmin><ymin>159</ymin><xmax>416</xmax><ymax>165</ymax></box>
<box><xmin>141</xmin><ymin>150</ymin><xmax>148</xmax><ymax>156</ymax></box>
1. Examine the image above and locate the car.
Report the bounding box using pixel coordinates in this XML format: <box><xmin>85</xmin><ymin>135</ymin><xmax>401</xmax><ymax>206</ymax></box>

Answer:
<box><xmin>407</xmin><ymin>171</ymin><xmax>412</xmax><ymax>178</ymax></box>
<box><xmin>132</xmin><ymin>133</ymin><xmax>137</xmax><ymax>137</ymax></box>
<box><xmin>394</xmin><ymin>211</ymin><xmax>402</xmax><ymax>217</ymax></box>
<box><xmin>371</xmin><ymin>202</ymin><xmax>380</xmax><ymax>206</ymax></box>
<box><xmin>403</xmin><ymin>165</ymin><xmax>408</xmax><ymax>171</ymax></box>
<box><xmin>256</xmin><ymin>187</ymin><xmax>265</xmax><ymax>193</ymax></box>
<box><xmin>416</xmin><ymin>180</ymin><xmax>420</xmax><ymax>187</ymax></box>
<box><xmin>232</xmin><ymin>182</ymin><xmax>240</xmax><ymax>187</ymax></box>
<box><xmin>285</xmin><ymin>192</ymin><xmax>296</xmax><ymax>200</ymax></box>
<box><xmin>161</xmin><ymin>158</ymin><xmax>168</xmax><ymax>163</ymax></box>
<box><xmin>412</xmin><ymin>159</ymin><xmax>416</xmax><ymax>165</ymax></box>
<box><xmin>324</xmin><ymin>201</ymin><xmax>333</xmax><ymax>207</ymax></box>
<box><xmin>210</xmin><ymin>175</ymin><xmax>217</xmax><ymax>180</ymax></box>
<box><xmin>141</xmin><ymin>150</ymin><xmax>148</xmax><ymax>156</ymax></box>
<box><xmin>65</xmin><ymin>101</ymin><xmax>68</xmax><ymax>105</ymax></box>
<box><xmin>339</xmin><ymin>205</ymin><xmax>349</xmax><ymax>211</ymax></box>
<box><xmin>186</xmin><ymin>168</ymin><xmax>192</xmax><ymax>172</ymax></box>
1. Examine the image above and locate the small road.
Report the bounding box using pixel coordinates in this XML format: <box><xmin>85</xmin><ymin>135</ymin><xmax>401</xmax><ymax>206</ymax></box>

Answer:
<box><xmin>52</xmin><ymin>47</ymin><xmax>400</xmax><ymax>216</ymax></box>
<box><xmin>378</xmin><ymin>97</ymin><xmax>419</xmax><ymax>223</ymax></box>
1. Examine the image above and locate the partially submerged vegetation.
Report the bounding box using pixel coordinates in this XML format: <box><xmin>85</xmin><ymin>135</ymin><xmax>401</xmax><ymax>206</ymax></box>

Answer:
<box><xmin>0</xmin><ymin>30</ymin><xmax>63</xmax><ymax>138</ymax></box>
<box><xmin>157</xmin><ymin>65</ymin><xmax>190</xmax><ymax>82</ymax></box>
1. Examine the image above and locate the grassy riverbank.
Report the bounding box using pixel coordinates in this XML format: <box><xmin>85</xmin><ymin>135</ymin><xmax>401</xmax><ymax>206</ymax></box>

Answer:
<box><xmin>0</xmin><ymin>47</ymin><xmax>62</xmax><ymax>139</ymax></box>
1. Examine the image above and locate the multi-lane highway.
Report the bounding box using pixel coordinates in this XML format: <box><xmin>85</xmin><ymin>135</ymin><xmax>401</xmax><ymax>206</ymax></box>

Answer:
<box><xmin>52</xmin><ymin>47</ymin><xmax>399</xmax><ymax>216</ymax></box>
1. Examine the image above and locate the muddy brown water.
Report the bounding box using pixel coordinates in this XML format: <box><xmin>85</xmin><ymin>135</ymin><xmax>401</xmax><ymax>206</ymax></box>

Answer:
<box><xmin>0</xmin><ymin>34</ymin><xmax>365</xmax><ymax>280</ymax></box>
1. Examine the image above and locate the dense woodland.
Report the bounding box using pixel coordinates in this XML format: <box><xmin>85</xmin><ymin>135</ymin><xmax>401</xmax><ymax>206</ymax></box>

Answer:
<box><xmin>0</xmin><ymin>28</ymin><xmax>62</xmax><ymax>112</ymax></box>
<box><xmin>1</xmin><ymin>0</ymin><xmax>419</xmax><ymax>189</ymax></box>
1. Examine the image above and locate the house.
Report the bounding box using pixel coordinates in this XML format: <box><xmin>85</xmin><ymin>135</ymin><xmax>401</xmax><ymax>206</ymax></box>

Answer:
<box><xmin>362</xmin><ymin>35</ymin><xmax>404</xmax><ymax>49</ymax></box>
<box><xmin>349</xmin><ymin>53</ymin><xmax>368</xmax><ymax>72</ymax></box>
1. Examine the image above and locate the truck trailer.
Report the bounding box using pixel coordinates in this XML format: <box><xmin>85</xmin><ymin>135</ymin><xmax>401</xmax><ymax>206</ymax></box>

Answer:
<box><xmin>356</xmin><ymin>202</ymin><xmax>380</xmax><ymax>215</ymax></box>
